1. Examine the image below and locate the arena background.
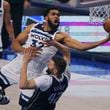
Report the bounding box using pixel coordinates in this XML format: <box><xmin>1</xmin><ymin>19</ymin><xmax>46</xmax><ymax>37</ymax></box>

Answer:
<box><xmin>0</xmin><ymin>0</ymin><xmax>110</xmax><ymax>110</ymax></box>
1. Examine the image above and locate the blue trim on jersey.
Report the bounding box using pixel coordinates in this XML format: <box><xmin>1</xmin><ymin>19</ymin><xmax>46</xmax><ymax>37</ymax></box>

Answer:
<box><xmin>0</xmin><ymin>72</ymin><xmax>10</xmax><ymax>86</ymax></box>
<box><xmin>21</xmin><ymin>93</ymin><xmax>30</xmax><ymax>100</ymax></box>
<box><xmin>19</xmin><ymin>93</ymin><xmax>32</xmax><ymax>108</ymax></box>
<box><xmin>26</xmin><ymin>89</ymin><xmax>41</xmax><ymax>110</ymax></box>
<box><xmin>31</xmin><ymin>30</ymin><xmax>52</xmax><ymax>39</ymax></box>
<box><xmin>35</xmin><ymin>23</ymin><xmax>58</xmax><ymax>35</ymax></box>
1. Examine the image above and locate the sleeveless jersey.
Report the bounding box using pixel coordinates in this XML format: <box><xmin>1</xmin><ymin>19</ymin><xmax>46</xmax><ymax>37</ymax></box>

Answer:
<box><xmin>20</xmin><ymin>23</ymin><xmax>58</xmax><ymax>78</ymax></box>
<box><xmin>0</xmin><ymin>0</ymin><xmax>3</xmax><ymax>52</ymax></box>
<box><xmin>19</xmin><ymin>74</ymin><xmax>68</xmax><ymax>110</ymax></box>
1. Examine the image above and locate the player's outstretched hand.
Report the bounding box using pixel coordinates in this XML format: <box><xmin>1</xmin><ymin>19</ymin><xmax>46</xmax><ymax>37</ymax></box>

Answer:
<box><xmin>23</xmin><ymin>47</ymin><xmax>41</xmax><ymax>64</ymax></box>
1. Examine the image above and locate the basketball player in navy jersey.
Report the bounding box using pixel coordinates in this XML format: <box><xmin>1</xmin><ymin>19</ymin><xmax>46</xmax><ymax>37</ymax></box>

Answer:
<box><xmin>19</xmin><ymin>40</ymin><xmax>70</xmax><ymax>110</ymax></box>
<box><xmin>0</xmin><ymin>7</ymin><xmax>110</xmax><ymax>104</ymax></box>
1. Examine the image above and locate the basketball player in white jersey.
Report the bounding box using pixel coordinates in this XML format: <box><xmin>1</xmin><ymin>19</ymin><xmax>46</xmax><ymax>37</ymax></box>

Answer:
<box><xmin>0</xmin><ymin>7</ymin><xmax>110</xmax><ymax>104</ymax></box>
<box><xmin>19</xmin><ymin>41</ymin><xmax>70</xmax><ymax>110</ymax></box>
<box><xmin>0</xmin><ymin>0</ymin><xmax>14</xmax><ymax>58</ymax></box>
<box><xmin>0</xmin><ymin>0</ymin><xmax>14</xmax><ymax>104</ymax></box>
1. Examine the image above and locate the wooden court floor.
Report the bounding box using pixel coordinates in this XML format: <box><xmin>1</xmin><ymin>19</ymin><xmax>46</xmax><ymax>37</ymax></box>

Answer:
<box><xmin>0</xmin><ymin>59</ymin><xmax>110</xmax><ymax>110</ymax></box>
<box><xmin>0</xmin><ymin>85</ymin><xmax>110</xmax><ymax>110</ymax></box>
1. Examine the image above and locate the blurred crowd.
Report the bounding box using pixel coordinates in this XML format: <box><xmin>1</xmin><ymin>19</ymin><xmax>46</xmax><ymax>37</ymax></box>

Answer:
<box><xmin>0</xmin><ymin>0</ymin><xmax>31</xmax><ymax>59</ymax></box>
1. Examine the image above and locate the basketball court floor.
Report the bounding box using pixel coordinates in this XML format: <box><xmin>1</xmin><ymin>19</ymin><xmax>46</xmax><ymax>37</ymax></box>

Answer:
<box><xmin>0</xmin><ymin>59</ymin><xmax>110</xmax><ymax>110</ymax></box>
<box><xmin>0</xmin><ymin>73</ymin><xmax>110</xmax><ymax>110</ymax></box>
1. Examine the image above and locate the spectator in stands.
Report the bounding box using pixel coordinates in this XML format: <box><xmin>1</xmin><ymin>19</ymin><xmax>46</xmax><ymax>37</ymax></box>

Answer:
<box><xmin>1</xmin><ymin>0</ymin><xmax>31</xmax><ymax>49</ymax></box>
<box><xmin>0</xmin><ymin>1</ymin><xmax>14</xmax><ymax>59</ymax></box>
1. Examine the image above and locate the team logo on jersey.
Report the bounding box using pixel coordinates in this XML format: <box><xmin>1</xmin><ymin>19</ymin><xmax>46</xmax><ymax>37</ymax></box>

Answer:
<box><xmin>30</xmin><ymin>28</ymin><xmax>52</xmax><ymax>48</ymax></box>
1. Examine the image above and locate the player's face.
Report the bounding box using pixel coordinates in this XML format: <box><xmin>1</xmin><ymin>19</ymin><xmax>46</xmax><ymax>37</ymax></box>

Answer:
<box><xmin>47</xmin><ymin>59</ymin><xmax>57</xmax><ymax>74</ymax></box>
<box><xmin>46</xmin><ymin>10</ymin><xmax>60</xmax><ymax>30</ymax></box>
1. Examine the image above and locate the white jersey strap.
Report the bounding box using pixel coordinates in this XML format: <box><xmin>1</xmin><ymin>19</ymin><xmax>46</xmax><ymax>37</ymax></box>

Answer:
<box><xmin>29</xmin><ymin>23</ymin><xmax>39</xmax><ymax>32</ymax></box>
<box><xmin>53</xmin><ymin>31</ymin><xmax>59</xmax><ymax>39</ymax></box>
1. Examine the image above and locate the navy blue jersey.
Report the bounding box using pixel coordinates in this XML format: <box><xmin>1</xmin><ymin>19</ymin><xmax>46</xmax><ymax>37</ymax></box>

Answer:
<box><xmin>19</xmin><ymin>74</ymin><xmax>68</xmax><ymax>110</ymax></box>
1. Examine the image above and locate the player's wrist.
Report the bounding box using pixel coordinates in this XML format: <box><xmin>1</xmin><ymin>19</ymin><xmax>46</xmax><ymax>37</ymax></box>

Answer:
<box><xmin>53</xmin><ymin>40</ymin><xmax>58</xmax><ymax>46</ymax></box>
<box><xmin>22</xmin><ymin>59</ymin><xmax>29</xmax><ymax>65</ymax></box>
<box><xmin>22</xmin><ymin>47</ymin><xmax>26</xmax><ymax>53</ymax></box>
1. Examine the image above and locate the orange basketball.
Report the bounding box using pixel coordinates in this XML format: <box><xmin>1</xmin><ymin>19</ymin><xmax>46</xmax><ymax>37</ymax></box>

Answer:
<box><xmin>103</xmin><ymin>18</ymin><xmax>110</xmax><ymax>33</ymax></box>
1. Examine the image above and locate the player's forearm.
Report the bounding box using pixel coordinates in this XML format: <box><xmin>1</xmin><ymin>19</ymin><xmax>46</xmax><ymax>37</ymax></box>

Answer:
<box><xmin>54</xmin><ymin>41</ymin><xmax>70</xmax><ymax>63</ymax></box>
<box><xmin>20</xmin><ymin>62</ymin><xmax>28</xmax><ymax>89</ymax></box>
<box><xmin>20</xmin><ymin>60</ymin><xmax>36</xmax><ymax>89</ymax></box>
<box><xmin>63</xmin><ymin>34</ymin><xmax>110</xmax><ymax>51</ymax></box>
<box><xmin>12</xmin><ymin>40</ymin><xmax>25</xmax><ymax>53</ymax></box>
<box><xmin>6</xmin><ymin>23</ymin><xmax>15</xmax><ymax>40</ymax></box>
<box><xmin>54</xmin><ymin>41</ymin><xmax>69</xmax><ymax>55</ymax></box>
<box><xmin>81</xmin><ymin>37</ymin><xmax>110</xmax><ymax>51</ymax></box>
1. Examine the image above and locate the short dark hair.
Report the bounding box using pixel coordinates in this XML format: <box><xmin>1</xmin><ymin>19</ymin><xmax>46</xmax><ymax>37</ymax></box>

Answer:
<box><xmin>43</xmin><ymin>7</ymin><xmax>60</xmax><ymax>17</ymax></box>
<box><xmin>52</xmin><ymin>56</ymin><xmax>67</xmax><ymax>74</ymax></box>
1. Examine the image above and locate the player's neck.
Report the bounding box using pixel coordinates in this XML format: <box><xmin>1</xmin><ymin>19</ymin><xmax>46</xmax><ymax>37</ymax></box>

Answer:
<box><xmin>42</xmin><ymin>23</ymin><xmax>52</xmax><ymax>32</ymax></box>
<box><xmin>54</xmin><ymin>72</ymin><xmax>61</xmax><ymax>79</ymax></box>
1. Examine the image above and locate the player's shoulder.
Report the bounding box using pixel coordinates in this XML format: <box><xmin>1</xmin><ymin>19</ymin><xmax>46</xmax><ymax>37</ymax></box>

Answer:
<box><xmin>26</xmin><ymin>23</ymin><xmax>36</xmax><ymax>28</ymax></box>
<box><xmin>25</xmin><ymin>22</ymin><xmax>39</xmax><ymax>31</ymax></box>
<box><xmin>24</xmin><ymin>23</ymin><xmax>36</xmax><ymax>32</ymax></box>
<box><xmin>55</xmin><ymin>32</ymin><xmax>70</xmax><ymax>41</ymax></box>
<box><xmin>36</xmin><ymin>75</ymin><xmax>52</xmax><ymax>83</ymax></box>
<box><xmin>34</xmin><ymin>75</ymin><xmax>53</xmax><ymax>91</ymax></box>
<box><xmin>39</xmin><ymin>74</ymin><xmax>52</xmax><ymax>79</ymax></box>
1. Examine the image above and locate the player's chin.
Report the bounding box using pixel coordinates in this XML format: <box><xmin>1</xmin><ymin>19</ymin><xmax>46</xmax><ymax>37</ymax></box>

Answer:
<box><xmin>53</xmin><ymin>22</ymin><xmax>59</xmax><ymax>27</ymax></box>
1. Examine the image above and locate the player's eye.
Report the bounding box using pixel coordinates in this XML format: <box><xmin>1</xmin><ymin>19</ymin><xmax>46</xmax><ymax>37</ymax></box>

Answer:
<box><xmin>51</xmin><ymin>13</ymin><xmax>60</xmax><ymax>17</ymax></box>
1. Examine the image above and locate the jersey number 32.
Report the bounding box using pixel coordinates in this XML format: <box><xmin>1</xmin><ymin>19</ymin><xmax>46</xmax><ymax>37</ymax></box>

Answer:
<box><xmin>30</xmin><ymin>39</ymin><xmax>44</xmax><ymax>48</ymax></box>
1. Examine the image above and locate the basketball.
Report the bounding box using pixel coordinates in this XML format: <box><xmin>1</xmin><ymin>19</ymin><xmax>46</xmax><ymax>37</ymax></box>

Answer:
<box><xmin>103</xmin><ymin>18</ymin><xmax>110</xmax><ymax>33</ymax></box>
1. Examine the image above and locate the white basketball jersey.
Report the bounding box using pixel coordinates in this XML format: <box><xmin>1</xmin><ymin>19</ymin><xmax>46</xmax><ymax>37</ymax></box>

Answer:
<box><xmin>0</xmin><ymin>0</ymin><xmax>3</xmax><ymax>51</ymax></box>
<box><xmin>21</xmin><ymin>23</ymin><xmax>58</xmax><ymax>78</ymax></box>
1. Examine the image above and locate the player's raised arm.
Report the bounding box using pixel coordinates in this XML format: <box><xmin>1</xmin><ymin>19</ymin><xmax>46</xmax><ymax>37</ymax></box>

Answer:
<box><xmin>55</xmin><ymin>32</ymin><xmax>110</xmax><ymax>51</ymax></box>
<box><xmin>44</xmin><ymin>40</ymin><xmax>70</xmax><ymax>63</ymax></box>
<box><xmin>19</xmin><ymin>47</ymin><xmax>41</xmax><ymax>89</ymax></box>
<box><xmin>12</xmin><ymin>24</ymin><xmax>34</xmax><ymax>53</ymax></box>
<box><xmin>51</xmin><ymin>40</ymin><xmax>71</xmax><ymax>80</ymax></box>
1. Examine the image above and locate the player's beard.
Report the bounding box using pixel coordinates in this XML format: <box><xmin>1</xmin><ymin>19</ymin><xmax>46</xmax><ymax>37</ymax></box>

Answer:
<box><xmin>48</xmin><ymin>19</ymin><xmax>59</xmax><ymax>30</ymax></box>
<box><xmin>46</xmin><ymin>69</ymin><xmax>52</xmax><ymax>75</ymax></box>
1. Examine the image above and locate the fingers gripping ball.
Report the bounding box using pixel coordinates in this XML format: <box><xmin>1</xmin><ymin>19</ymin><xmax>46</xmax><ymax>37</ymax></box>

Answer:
<box><xmin>103</xmin><ymin>18</ymin><xmax>110</xmax><ymax>33</ymax></box>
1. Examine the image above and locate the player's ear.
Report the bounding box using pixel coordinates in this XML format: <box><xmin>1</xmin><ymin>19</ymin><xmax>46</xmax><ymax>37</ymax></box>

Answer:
<box><xmin>45</xmin><ymin>16</ymin><xmax>48</xmax><ymax>21</ymax></box>
<box><xmin>54</xmin><ymin>68</ymin><xmax>57</xmax><ymax>74</ymax></box>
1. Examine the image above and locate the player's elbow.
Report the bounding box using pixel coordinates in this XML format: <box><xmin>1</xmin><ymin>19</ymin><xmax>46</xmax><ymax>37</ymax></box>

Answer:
<box><xmin>11</xmin><ymin>39</ymin><xmax>17</xmax><ymax>49</ymax></box>
<box><xmin>77</xmin><ymin>45</ymin><xmax>88</xmax><ymax>51</ymax></box>
<box><xmin>78</xmin><ymin>48</ymin><xmax>87</xmax><ymax>51</ymax></box>
<box><xmin>19</xmin><ymin>83</ymin><xmax>27</xmax><ymax>89</ymax></box>
<box><xmin>19</xmin><ymin>85</ymin><xmax>25</xmax><ymax>89</ymax></box>
<box><xmin>12</xmin><ymin>39</ymin><xmax>21</xmax><ymax>52</ymax></box>
<box><xmin>67</xmin><ymin>43</ymin><xmax>87</xmax><ymax>51</ymax></box>
<box><xmin>19</xmin><ymin>84</ymin><xmax>25</xmax><ymax>89</ymax></box>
